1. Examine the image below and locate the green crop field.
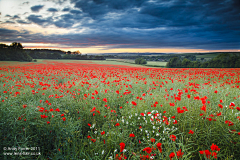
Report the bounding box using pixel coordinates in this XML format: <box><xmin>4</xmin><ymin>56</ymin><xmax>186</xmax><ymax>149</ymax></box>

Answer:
<box><xmin>1</xmin><ymin>61</ymin><xmax>240</xmax><ymax>160</ymax></box>
<box><xmin>145</xmin><ymin>61</ymin><xmax>167</xmax><ymax>67</ymax></box>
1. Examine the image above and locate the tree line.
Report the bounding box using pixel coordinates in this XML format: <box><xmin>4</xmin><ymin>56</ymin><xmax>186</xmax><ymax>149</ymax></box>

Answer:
<box><xmin>166</xmin><ymin>53</ymin><xmax>240</xmax><ymax>68</ymax></box>
<box><xmin>0</xmin><ymin>42</ymin><xmax>105</xmax><ymax>61</ymax></box>
<box><xmin>0</xmin><ymin>42</ymin><xmax>32</xmax><ymax>61</ymax></box>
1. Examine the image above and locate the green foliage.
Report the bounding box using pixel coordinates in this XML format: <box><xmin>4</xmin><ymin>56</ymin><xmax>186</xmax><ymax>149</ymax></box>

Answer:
<box><xmin>28</xmin><ymin>52</ymin><xmax>62</xmax><ymax>59</ymax></box>
<box><xmin>184</xmin><ymin>55</ymin><xmax>196</xmax><ymax>61</ymax></box>
<box><xmin>193</xmin><ymin>61</ymin><xmax>201</xmax><ymax>68</ymax></box>
<box><xmin>9</xmin><ymin>42</ymin><xmax>24</xmax><ymax>50</ymax></box>
<box><xmin>135</xmin><ymin>57</ymin><xmax>147</xmax><ymax>64</ymax></box>
<box><xmin>167</xmin><ymin>53</ymin><xmax>240</xmax><ymax>68</ymax></box>
<box><xmin>166</xmin><ymin>57</ymin><xmax>182</xmax><ymax>68</ymax></box>
<box><xmin>0</xmin><ymin>44</ymin><xmax>32</xmax><ymax>62</ymax></box>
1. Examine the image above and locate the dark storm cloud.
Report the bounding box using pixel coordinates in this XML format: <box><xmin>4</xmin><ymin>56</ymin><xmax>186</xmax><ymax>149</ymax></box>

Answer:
<box><xmin>2</xmin><ymin>0</ymin><xmax>240</xmax><ymax>51</ymax></box>
<box><xmin>31</xmin><ymin>5</ymin><xmax>44</xmax><ymax>12</ymax></box>
<box><xmin>70</xmin><ymin>9</ymin><xmax>82</xmax><ymax>14</ymax></box>
<box><xmin>17</xmin><ymin>20</ymin><xmax>31</xmax><ymax>24</ymax></box>
<box><xmin>3</xmin><ymin>21</ymin><xmax>15</xmax><ymax>24</ymax></box>
<box><xmin>47</xmin><ymin>8</ymin><xmax>58</xmax><ymax>12</ymax></box>
<box><xmin>0</xmin><ymin>28</ymin><xmax>18</xmax><ymax>36</ymax></box>
<box><xmin>71</xmin><ymin>0</ymin><xmax>145</xmax><ymax>19</ymax></box>
<box><xmin>11</xmin><ymin>15</ymin><xmax>20</xmax><ymax>19</ymax></box>
<box><xmin>53</xmin><ymin>13</ymin><xmax>85</xmax><ymax>28</ymax></box>
<box><xmin>27</xmin><ymin>15</ymin><xmax>52</xmax><ymax>25</ymax></box>
<box><xmin>62</xmin><ymin>7</ymin><xmax>70</xmax><ymax>11</ymax></box>
<box><xmin>54</xmin><ymin>20</ymin><xmax>74</xmax><ymax>28</ymax></box>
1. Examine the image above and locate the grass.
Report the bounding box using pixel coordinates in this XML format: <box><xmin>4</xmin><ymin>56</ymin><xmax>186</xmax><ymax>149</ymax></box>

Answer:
<box><xmin>0</xmin><ymin>61</ymin><xmax>240</xmax><ymax>160</ymax></box>
<box><xmin>145</xmin><ymin>61</ymin><xmax>167</xmax><ymax>67</ymax></box>
<box><xmin>106</xmin><ymin>59</ymin><xmax>167</xmax><ymax>67</ymax></box>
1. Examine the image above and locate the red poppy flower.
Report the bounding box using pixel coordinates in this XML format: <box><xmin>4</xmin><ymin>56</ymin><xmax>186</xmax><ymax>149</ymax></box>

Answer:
<box><xmin>131</xmin><ymin>101</ymin><xmax>137</xmax><ymax>106</ymax></box>
<box><xmin>62</xmin><ymin>117</ymin><xmax>66</xmax><ymax>121</ymax></box>
<box><xmin>199</xmin><ymin>150</ymin><xmax>211</xmax><ymax>159</ymax></box>
<box><xmin>90</xmin><ymin>107</ymin><xmax>96</xmax><ymax>112</ymax></box>
<box><xmin>119</xmin><ymin>142</ymin><xmax>125</xmax><ymax>152</ymax></box>
<box><xmin>150</xmin><ymin>138</ymin><xmax>155</xmax><ymax>143</ymax></box>
<box><xmin>189</xmin><ymin>130</ymin><xmax>194</xmax><ymax>134</ymax></box>
<box><xmin>218</xmin><ymin>104</ymin><xmax>223</xmax><ymax>108</ymax></box>
<box><xmin>173</xmin><ymin>120</ymin><xmax>178</xmax><ymax>124</ymax></box>
<box><xmin>143</xmin><ymin>147</ymin><xmax>152</xmax><ymax>154</ymax></box>
<box><xmin>170</xmin><ymin>135</ymin><xmax>176</xmax><ymax>141</ymax></box>
<box><xmin>115</xmin><ymin>123</ymin><xmax>120</xmax><ymax>126</ymax></box>
<box><xmin>156</xmin><ymin>143</ymin><xmax>162</xmax><ymax>153</ymax></box>
<box><xmin>225</xmin><ymin>120</ymin><xmax>234</xmax><ymax>126</ymax></box>
<box><xmin>103</xmin><ymin>98</ymin><xmax>107</xmax><ymax>102</ymax></box>
<box><xmin>169</xmin><ymin>152</ymin><xmax>175</xmax><ymax>160</ymax></box>
<box><xmin>210</xmin><ymin>143</ymin><xmax>220</xmax><ymax>151</ymax></box>
<box><xmin>176</xmin><ymin>149</ymin><xmax>184</xmax><ymax>158</ymax></box>
<box><xmin>129</xmin><ymin>133</ymin><xmax>135</xmax><ymax>137</ymax></box>
<box><xmin>212</xmin><ymin>152</ymin><xmax>217</xmax><ymax>159</ymax></box>
<box><xmin>55</xmin><ymin>108</ymin><xmax>60</xmax><ymax>112</ymax></box>
<box><xmin>101</xmin><ymin>131</ymin><xmax>105</xmax><ymax>135</ymax></box>
<box><xmin>87</xmin><ymin>135</ymin><xmax>91</xmax><ymax>139</ymax></box>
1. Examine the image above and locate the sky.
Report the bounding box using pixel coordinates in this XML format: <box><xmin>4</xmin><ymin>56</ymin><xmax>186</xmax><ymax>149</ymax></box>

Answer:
<box><xmin>0</xmin><ymin>0</ymin><xmax>239</xmax><ymax>54</ymax></box>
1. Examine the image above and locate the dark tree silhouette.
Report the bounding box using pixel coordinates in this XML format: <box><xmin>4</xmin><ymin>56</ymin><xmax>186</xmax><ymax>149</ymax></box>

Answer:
<box><xmin>9</xmin><ymin>42</ymin><xmax>24</xmax><ymax>50</ymax></box>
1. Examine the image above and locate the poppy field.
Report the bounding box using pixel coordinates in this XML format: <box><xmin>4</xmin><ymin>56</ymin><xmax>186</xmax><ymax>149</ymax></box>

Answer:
<box><xmin>0</xmin><ymin>60</ymin><xmax>240</xmax><ymax>160</ymax></box>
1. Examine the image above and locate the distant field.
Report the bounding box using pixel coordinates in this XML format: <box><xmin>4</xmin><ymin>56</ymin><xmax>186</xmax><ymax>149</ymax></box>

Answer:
<box><xmin>106</xmin><ymin>58</ymin><xmax>135</xmax><ymax>63</ymax></box>
<box><xmin>0</xmin><ymin>59</ymin><xmax>149</xmax><ymax>68</ymax></box>
<box><xmin>0</xmin><ymin>59</ymin><xmax>167</xmax><ymax>68</ymax></box>
<box><xmin>145</xmin><ymin>61</ymin><xmax>167</xmax><ymax>67</ymax></box>
<box><xmin>106</xmin><ymin>59</ymin><xmax>167</xmax><ymax>67</ymax></box>
<box><xmin>196</xmin><ymin>54</ymin><xmax>220</xmax><ymax>58</ymax></box>
<box><xmin>91</xmin><ymin>60</ymin><xmax>149</xmax><ymax>67</ymax></box>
